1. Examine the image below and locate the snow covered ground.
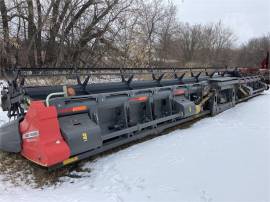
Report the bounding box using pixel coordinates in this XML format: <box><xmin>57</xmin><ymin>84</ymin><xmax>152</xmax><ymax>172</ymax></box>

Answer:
<box><xmin>0</xmin><ymin>90</ymin><xmax>269</xmax><ymax>202</ymax></box>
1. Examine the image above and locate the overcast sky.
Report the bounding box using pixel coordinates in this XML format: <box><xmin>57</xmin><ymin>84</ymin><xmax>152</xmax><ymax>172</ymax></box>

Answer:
<box><xmin>172</xmin><ymin>0</ymin><xmax>270</xmax><ymax>44</ymax></box>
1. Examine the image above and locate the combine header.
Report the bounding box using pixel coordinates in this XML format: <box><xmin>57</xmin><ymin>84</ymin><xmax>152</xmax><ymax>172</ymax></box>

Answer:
<box><xmin>0</xmin><ymin>55</ymin><xmax>269</xmax><ymax>169</ymax></box>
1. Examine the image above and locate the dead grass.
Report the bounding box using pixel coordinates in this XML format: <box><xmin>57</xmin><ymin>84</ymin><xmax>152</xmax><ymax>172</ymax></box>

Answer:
<box><xmin>0</xmin><ymin>151</ymin><xmax>73</xmax><ymax>187</ymax></box>
<box><xmin>0</xmin><ymin>116</ymin><xmax>203</xmax><ymax>188</ymax></box>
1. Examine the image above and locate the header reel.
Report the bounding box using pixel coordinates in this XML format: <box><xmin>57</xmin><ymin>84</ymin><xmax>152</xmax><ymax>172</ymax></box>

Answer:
<box><xmin>0</xmin><ymin>66</ymin><xmax>247</xmax><ymax>119</ymax></box>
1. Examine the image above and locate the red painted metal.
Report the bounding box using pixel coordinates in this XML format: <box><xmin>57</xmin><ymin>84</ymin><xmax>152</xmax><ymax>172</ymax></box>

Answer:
<box><xmin>173</xmin><ymin>89</ymin><xmax>185</xmax><ymax>96</ymax></box>
<box><xmin>57</xmin><ymin>105</ymin><xmax>88</xmax><ymax>115</ymax></box>
<box><xmin>239</xmin><ymin>51</ymin><xmax>269</xmax><ymax>74</ymax></box>
<box><xmin>238</xmin><ymin>67</ymin><xmax>258</xmax><ymax>74</ymax></box>
<box><xmin>129</xmin><ymin>96</ymin><xmax>148</xmax><ymax>102</ymax></box>
<box><xmin>261</xmin><ymin>51</ymin><xmax>269</xmax><ymax>69</ymax></box>
<box><xmin>19</xmin><ymin>101</ymin><xmax>70</xmax><ymax>167</ymax></box>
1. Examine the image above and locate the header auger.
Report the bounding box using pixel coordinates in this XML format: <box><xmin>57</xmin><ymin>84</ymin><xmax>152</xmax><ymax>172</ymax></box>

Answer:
<box><xmin>0</xmin><ymin>54</ymin><xmax>269</xmax><ymax>169</ymax></box>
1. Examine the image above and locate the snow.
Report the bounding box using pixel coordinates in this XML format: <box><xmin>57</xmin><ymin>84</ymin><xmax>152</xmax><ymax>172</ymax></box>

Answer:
<box><xmin>0</xmin><ymin>90</ymin><xmax>269</xmax><ymax>202</ymax></box>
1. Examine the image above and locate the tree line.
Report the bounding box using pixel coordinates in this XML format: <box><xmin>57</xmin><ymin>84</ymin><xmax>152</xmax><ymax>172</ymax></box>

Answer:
<box><xmin>0</xmin><ymin>0</ymin><xmax>269</xmax><ymax>68</ymax></box>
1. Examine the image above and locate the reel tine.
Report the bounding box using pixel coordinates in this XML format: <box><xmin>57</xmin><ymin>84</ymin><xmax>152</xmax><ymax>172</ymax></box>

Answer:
<box><xmin>120</xmin><ymin>69</ymin><xmax>126</xmax><ymax>82</ymax></box>
<box><xmin>20</xmin><ymin>77</ymin><xmax>25</xmax><ymax>86</ymax></box>
<box><xmin>158</xmin><ymin>73</ymin><xmax>165</xmax><ymax>81</ymax></box>
<box><xmin>194</xmin><ymin>72</ymin><xmax>201</xmax><ymax>82</ymax></box>
<box><xmin>172</xmin><ymin>68</ymin><xmax>177</xmax><ymax>79</ymax></box>
<box><xmin>179</xmin><ymin>72</ymin><xmax>185</xmax><ymax>80</ymax></box>
<box><xmin>127</xmin><ymin>75</ymin><xmax>134</xmax><ymax>84</ymax></box>
<box><xmin>121</xmin><ymin>75</ymin><xmax>126</xmax><ymax>83</ymax></box>
<box><xmin>83</xmin><ymin>76</ymin><xmax>90</xmax><ymax>87</ymax></box>
<box><xmin>222</xmin><ymin>71</ymin><xmax>227</xmax><ymax>77</ymax></box>
<box><xmin>210</xmin><ymin>71</ymin><xmax>216</xmax><ymax>78</ymax></box>
<box><xmin>152</xmin><ymin>73</ymin><xmax>156</xmax><ymax>80</ymax></box>
<box><xmin>76</xmin><ymin>75</ymin><xmax>82</xmax><ymax>86</ymax></box>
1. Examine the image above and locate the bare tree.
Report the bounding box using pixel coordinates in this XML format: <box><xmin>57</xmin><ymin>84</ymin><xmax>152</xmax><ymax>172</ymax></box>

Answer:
<box><xmin>235</xmin><ymin>34</ymin><xmax>270</xmax><ymax>67</ymax></box>
<box><xmin>0</xmin><ymin>0</ymin><xmax>264</xmax><ymax>69</ymax></box>
<box><xmin>0</xmin><ymin>0</ymin><xmax>10</xmax><ymax>66</ymax></box>
<box><xmin>174</xmin><ymin>23</ymin><xmax>203</xmax><ymax>65</ymax></box>
<box><xmin>171</xmin><ymin>21</ymin><xmax>235</xmax><ymax>66</ymax></box>
<box><xmin>200</xmin><ymin>21</ymin><xmax>235</xmax><ymax>65</ymax></box>
<box><xmin>156</xmin><ymin>2</ymin><xmax>177</xmax><ymax>64</ymax></box>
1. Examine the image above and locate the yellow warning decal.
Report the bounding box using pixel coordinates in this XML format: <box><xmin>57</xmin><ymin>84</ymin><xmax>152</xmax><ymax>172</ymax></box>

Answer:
<box><xmin>63</xmin><ymin>156</ymin><xmax>79</xmax><ymax>165</ymax></box>
<box><xmin>195</xmin><ymin>105</ymin><xmax>201</xmax><ymax>114</ymax></box>
<box><xmin>82</xmin><ymin>132</ymin><xmax>88</xmax><ymax>142</ymax></box>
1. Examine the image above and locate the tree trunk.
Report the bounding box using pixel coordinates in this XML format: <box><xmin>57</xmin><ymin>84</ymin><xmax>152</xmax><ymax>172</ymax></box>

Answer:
<box><xmin>36</xmin><ymin>0</ymin><xmax>42</xmax><ymax>66</ymax></box>
<box><xmin>27</xmin><ymin>0</ymin><xmax>36</xmax><ymax>67</ymax></box>
<box><xmin>0</xmin><ymin>0</ymin><xmax>10</xmax><ymax>67</ymax></box>
<box><xmin>45</xmin><ymin>0</ymin><xmax>72</xmax><ymax>65</ymax></box>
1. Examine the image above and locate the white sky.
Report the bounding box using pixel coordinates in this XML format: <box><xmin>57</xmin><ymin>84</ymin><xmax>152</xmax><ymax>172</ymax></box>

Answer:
<box><xmin>173</xmin><ymin>0</ymin><xmax>270</xmax><ymax>44</ymax></box>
